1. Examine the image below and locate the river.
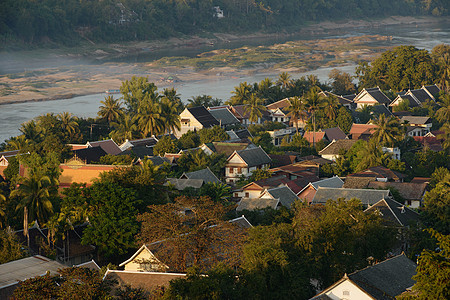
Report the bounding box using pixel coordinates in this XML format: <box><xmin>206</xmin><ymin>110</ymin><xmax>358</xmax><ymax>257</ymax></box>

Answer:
<box><xmin>1</xmin><ymin>19</ymin><xmax>449</xmax><ymax>144</ymax></box>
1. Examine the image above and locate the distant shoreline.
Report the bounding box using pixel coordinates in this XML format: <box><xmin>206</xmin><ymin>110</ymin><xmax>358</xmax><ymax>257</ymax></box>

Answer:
<box><xmin>0</xmin><ymin>16</ymin><xmax>446</xmax><ymax>106</ymax></box>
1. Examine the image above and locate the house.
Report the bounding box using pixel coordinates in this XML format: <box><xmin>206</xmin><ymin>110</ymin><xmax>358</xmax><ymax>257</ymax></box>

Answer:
<box><xmin>119</xmin><ymin>244</ymin><xmax>169</xmax><ymax>272</ymax></box>
<box><xmin>311</xmin><ymin>253</ymin><xmax>416</xmax><ymax>300</ymax></box>
<box><xmin>268</xmin><ymin>154</ymin><xmax>298</xmax><ymax>168</ymax></box>
<box><xmin>225</xmin><ymin>146</ymin><xmax>271</xmax><ymax>184</ymax></box>
<box><xmin>318</xmin><ymin>139</ymin><xmax>358</xmax><ymax>161</ymax></box>
<box><xmin>311</xmin><ymin>187</ymin><xmax>392</xmax><ymax>209</ymax></box>
<box><xmin>413</xmin><ymin>136</ymin><xmax>443</xmax><ymax>151</ymax></box>
<box><xmin>180</xmin><ymin>167</ymin><xmax>221</xmax><ymax>184</ymax></box>
<box><xmin>119</xmin><ymin>137</ymin><xmax>158</xmax><ymax>152</ymax></box>
<box><xmin>346</xmin><ymin>166</ymin><xmax>406</xmax><ymax>183</ymax></box>
<box><xmin>353</xmin><ymin>87</ymin><xmax>391</xmax><ymax>109</ymax></box>
<box><xmin>303</xmin><ymin>131</ymin><xmax>326</xmax><ymax>144</ymax></box>
<box><xmin>349</xmin><ymin>124</ymin><xmax>377</xmax><ymax>140</ymax></box>
<box><xmin>229</xmin><ymin>105</ymin><xmax>269</xmax><ymax>125</ymax></box>
<box><xmin>104</xmin><ymin>270</ymin><xmax>186</xmax><ymax>296</ymax></box>
<box><xmin>266</xmin><ymin>98</ymin><xmax>302</xmax><ymax>125</ymax></box>
<box><xmin>294</xmin><ymin>155</ymin><xmax>333</xmax><ymax>177</ymax></box>
<box><xmin>0</xmin><ymin>255</ymin><xmax>66</xmax><ymax>299</ymax></box>
<box><xmin>165</xmin><ymin>178</ymin><xmax>204</xmax><ymax>190</ymax></box>
<box><xmin>87</xmin><ymin>139</ymin><xmax>122</xmax><ymax>155</ymax></box>
<box><xmin>400</xmin><ymin>116</ymin><xmax>432</xmax><ymax>137</ymax></box>
<box><xmin>421</xmin><ymin>84</ymin><xmax>440</xmax><ymax>99</ymax></box>
<box><xmin>270</xmin><ymin>163</ymin><xmax>317</xmax><ymax>181</ymax></box>
<box><xmin>225</xmin><ymin>128</ymin><xmax>253</xmax><ymax>142</ymax></box>
<box><xmin>404</xmin><ymin>88</ymin><xmax>437</xmax><ymax>106</ymax></box>
<box><xmin>236</xmin><ymin>186</ymin><xmax>298</xmax><ymax>211</ymax></box>
<box><xmin>365</xmin><ymin>197</ymin><xmax>420</xmax><ymax>227</ymax></box>
<box><xmin>176</xmin><ymin>106</ymin><xmax>219</xmax><ymax>137</ymax></box>
<box><xmin>234</xmin><ymin>175</ymin><xmax>292</xmax><ymax>199</ymax></box>
<box><xmin>389</xmin><ymin>94</ymin><xmax>420</xmax><ymax>110</ymax></box>
<box><xmin>320</xmin><ymin>91</ymin><xmax>355</xmax><ymax>110</ymax></box>
<box><xmin>370</xmin><ymin>105</ymin><xmax>394</xmax><ymax>117</ymax></box>
<box><xmin>268</xmin><ymin>127</ymin><xmax>297</xmax><ymax>146</ymax></box>
<box><xmin>229</xmin><ymin>215</ymin><xmax>253</xmax><ymax>229</ymax></box>
<box><xmin>73</xmin><ymin>146</ymin><xmax>107</xmax><ymax>164</ymax></box>
<box><xmin>367</xmin><ymin>181</ymin><xmax>427</xmax><ymax>208</ymax></box>
<box><xmin>201</xmin><ymin>142</ymin><xmax>254</xmax><ymax>157</ymax></box>
<box><xmin>208</xmin><ymin>106</ymin><xmax>241</xmax><ymax>127</ymax></box>
<box><xmin>297</xmin><ymin>176</ymin><xmax>344</xmax><ymax>204</ymax></box>
<box><xmin>0</xmin><ymin>149</ymin><xmax>20</xmax><ymax>178</ymax></box>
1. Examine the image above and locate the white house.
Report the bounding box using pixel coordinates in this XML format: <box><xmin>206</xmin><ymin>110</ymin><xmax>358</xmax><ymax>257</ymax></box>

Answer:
<box><xmin>225</xmin><ymin>146</ymin><xmax>271</xmax><ymax>184</ymax></box>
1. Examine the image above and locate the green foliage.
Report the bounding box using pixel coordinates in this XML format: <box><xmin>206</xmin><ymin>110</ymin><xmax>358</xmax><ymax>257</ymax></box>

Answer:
<box><xmin>198</xmin><ymin>126</ymin><xmax>228</xmax><ymax>144</ymax></box>
<box><xmin>81</xmin><ymin>182</ymin><xmax>140</xmax><ymax>258</ymax></box>
<box><xmin>421</xmin><ymin>174</ymin><xmax>450</xmax><ymax>234</ymax></box>
<box><xmin>3</xmin><ymin>156</ymin><xmax>19</xmax><ymax>181</ymax></box>
<box><xmin>328</xmin><ymin>69</ymin><xmax>356</xmax><ymax>95</ymax></box>
<box><xmin>336</xmin><ymin>107</ymin><xmax>353</xmax><ymax>134</ymax></box>
<box><xmin>178</xmin><ymin>131</ymin><xmax>201</xmax><ymax>150</ymax></box>
<box><xmin>0</xmin><ymin>228</ymin><xmax>26</xmax><ymax>264</ymax></box>
<box><xmin>402</xmin><ymin>149</ymin><xmax>449</xmax><ymax>177</ymax></box>
<box><xmin>153</xmin><ymin>135</ymin><xmax>178</xmax><ymax>156</ymax></box>
<box><xmin>98</xmin><ymin>154</ymin><xmax>134</xmax><ymax>165</ymax></box>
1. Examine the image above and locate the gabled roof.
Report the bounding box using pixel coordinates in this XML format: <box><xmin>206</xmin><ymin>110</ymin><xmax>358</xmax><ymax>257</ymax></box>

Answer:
<box><xmin>365</xmin><ymin>197</ymin><xmax>420</xmax><ymax>227</ymax></box>
<box><xmin>119</xmin><ymin>244</ymin><xmax>168</xmax><ymax>269</ymax></box>
<box><xmin>343</xmin><ymin>177</ymin><xmax>376</xmax><ymax>189</ymax></box>
<box><xmin>229</xmin><ymin>215</ymin><xmax>253</xmax><ymax>229</ymax></box>
<box><xmin>0</xmin><ymin>150</ymin><xmax>20</xmax><ymax>158</ymax></box>
<box><xmin>349</xmin><ymin>124</ymin><xmax>377</xmax><ymax>137</ymax></box>
<box><xmin>75</xmin><ymin>260</ymin><xmax>101</xmax><ymax>271</ymax></box>
<box><xmin>230</xmin><ymin>105</ymin><xmax>249</xmax><ymax>119</ymax></box>
<box><xmin>211</xmin><ymin>142</ymin><xmax>251</xmax><ymax>157</ymax></box>
<box><xmin>318</xmin><ymin>139</ymin><xmax>357</xmax><ymax>155</ymax></box>
<box><xmin>311</xmin><ymin>176</ymin><xmax>344</xmax><ymax>189</ymax></box>
<box><xmin>148</xmin><ymin>156</ymin><xmax>172</xmax><ymax>166</ymax></box>
<box><xmin>87</xmin><ymin>139</ymin><xmax>122</xmax><ymax>155</ymax></box>
<box><xmin>302</xmin><ymin>131</ymin><xmax>325</xmax><ymax>144</ymax></box>
<box><xmin>120</xmin><ymin>146</ymin><xmax>154</xmax><ymax>158</ymax></box>
<box><xmin>230</xmin><ymin>146</ymin><xmax>271</xmax><ymax>167</ymax></box>
<box><xmin>390</xmin><ymin>94</ymin><xmax>419</xmax><ymax>108</ymax></box>
<box><xmin>269</xmin><ymin>154</ymin><xmax>297</xmax><ymax>168</ymax></box>
<box><xmin>400</xmin><ymin>116</ymin><xmax>431</xmax><ymax>125</ymax></box>
<box><xmin>241</xmin><ymin>175</ymin><xmax>291</xmax><ymax>191</ymax></box>
<box><xmin>285</xmin><ymin>175</ymin><xmax>320</xmax><ymax>194</ymax></box>
<box><xmin>180</xmin><ymin>167</ymin><xmax>221</xmax><ymax>184</ymax></box>
<box><xmin>165</xmin><ymin>178</ymin><xmax>204</xmax><ymax>190</ymax></box>
<box><xmin>120</xmin><ymin>137</ymin><xmax>158</xmax><ymax>151</ymax></box>
<box><xmin>266</xmin><ymin>98</ymin><xmax>291</xmax><ymax>110</ymax></box>
<box><xmin>422</xmin><ymin>84</ymin><xmax>440</xmax><ymax>98</ymax></box>
<box><xmin>370</xmin><ymin>105</ymin><xmax>394</xmax><ymax>117</ymax></box>
<box><xmin>104</xmin><ymin>270</ymin><xmax>185</xmax><ymax>292</ymax></box>
<box><xmin>74</xmin><ymin>146</ymin><xmax>107</xmax><ymax>163</ymax></box>
<box><xmin>236</xmin><ymin>197</ymin><xmax>279</xmax><ymax>211</ymax></box>
<box><xmin>407</xmin><ymin>89</ymin><xmax>435</xmax><ymax>104</ymax></box>
<box><xmin>354</xmin><ymin>87</ymin><xmax>391</xmax><ymax>104</ymax></box>
<box><xmin>208</xmin><ymin>107</ymin><xmax>240</xmax><ymax>126</ymax></box>
<box><xmin>347</xmin><ymin>166</ymin><xmax>407</xmax><ymax>181</ymax></box>
<box><xmin>0</xmin><ymin>255</ymin><xmax>65</xmax><ymax>290</ymax></box>
<box><xmin>312</xmin><ymin>187</ymin><xmax>391</xmax><ymax>208</ymax></box>
<box><xmin>187</xmin><ymin>106</ymin><xmax>220</xmax><ymax>128</ymax></box>
<box><xmin>368</xmin><ymin>181</ymin><xmax>427</xmax><ymax>201</ymax></box>
<box><xmin>347</xmin><ymin>253</ymin><xmax>416</xmax><ymax>299</ymax></box>
<box><xmin>323</xmin><ymin>127</ymin><xmax>347</xmax><ymax>141</ymax></box>
<box><xmin>264</xmin><ymin>186</ymin><xmax>298</xmax><ymax>208</ymax></box>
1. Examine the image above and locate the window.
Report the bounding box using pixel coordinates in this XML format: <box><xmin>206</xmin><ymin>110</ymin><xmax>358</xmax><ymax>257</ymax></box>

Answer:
<box><xmin>234</xmin><ymin>193</ymin><xmax>238</xmax><ymax>197</ymax></box>
<box><xmin>237</xmin><ymin>167</ymin><xmax>242</xmax><ymax>174</ymax></box>
<box><xmin>229</xmin><ymin>167</ymin><xmax>234</xmax><ymax>174</ymax></box>
<box><xmin>343</xmin><ymin>290</ymin><xmax>350</xmax><ymax>296</ymax></box>
<box><xmin>245</xmin><ymin>192</ymin><xmax>249</xmax><ymax>197</ymax></box>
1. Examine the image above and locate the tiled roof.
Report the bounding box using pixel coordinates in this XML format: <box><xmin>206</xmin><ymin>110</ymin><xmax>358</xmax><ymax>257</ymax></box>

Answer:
<box><xmin>74</xmin><ymin>146</ymin><xmax>107</xmax><ymax>163</ymax></box>
<box><xmin>129</xmin><ymin>137</ymin><xmax>158</xmax><ymax>148</ymax></box>
<box><xmin>408</xmin><ymin>89</ymin><xmax>434</xmax><ymax>103</ymax></box>
<box><xmin>391</xmin><ymin>94</ymin><xmax>419</xmax><ymax>108</ymax></box>
<box><xmin>187</xmin><ymin>106</ymin><xmax>220</xmax><ymax>128</ymax></box>
<box><xmin>323</xmin><ymin>127</ymin><xmax>347</xmax><ymax>141</ymax></box>
<box><xmin>349</xmin><ymin>124</ymin><xmax>377</xmax><ymax>136</ymax></box>
<box><xmin>165</xmin><ymin>178</ymin><xmax>204</xmax><ymax>190</ymax></box>
<box><xmin>347</xmin><ymin>254</ymin><xmax>417</xmax><ymax>299</ymax></box>
<box><xmin>148</xmin><ymin>156</ymin><xmax>172</xmax><ymax>166</ymax></box>
<box><xmin>285</xmin><ymin>175</ymin><xmax>320</xmax><ymax>194</ymax></box>
<box><xmin>211</xmin><ymin>142</ymin><xmax>250</xmax><ymax>157</ymax></box>
<box><xmin>312</xmin><ymin>187</ymin><xmax>391</xmax><ymax>208</ymax></box>
<box><xmin>269</xmin><ymin>154</ymin><xmax>297</xmax><ymax>168</ymax></box>
<box><xmin>303</xmin><ymin>131</ymin><xmax>325</xmax><ymax>144</ymax></box>
<box><xmin>87</xmin><ymin>139</ymin><xmax>122</xmax><ymax>155</ymax></box>
<box><xmin>181</xmin><ymin>167</ymin><xmax>221</xmax><ymax>184</ymax></box>
<box><xmin>0</xmin><ymin>150</ymin><xmax>20</xmax><ymax>158</ymax></box>
<box><xmin>248</xmin><ymin>175</ymin><xmax>291</xmax><ymax>190</ymax></box>
<box><xmin>370</xmin><ymin>105</ymin><xmax>394</xmax><ymax>117</ymax></box>
<box><xmin>234</xmin><ymin>146</ymin><xmax>271</xmax><ymax>167</ymax></box>
<box><xmin>266</xmin><ymin>98</ymin><xmax>290</xmax><ymax>110</ymax></box>
<box><xmin>266</xmin><ymin>186</ymin><xmax>298</xmax><ymax>208</ymax></box>
<box><xmin>104</xmin><ymin>270</ymin><xmax>185</xmax><ymax>292</ymax></box>
<box><xmin>343</xmin><ymin>177</ymin><xmax>376</xmax><ymax>189</ymax></box>
<box><xmin>367</xmin><ymin>181</ymin><xmax>427</xmax><ymax>201</ymax></box>
<box><xmin>120</xmin><ymin>146</ymin><xmax>154</xmax><ymax>158</ymax></box>
<box><xmin>410</xmin><ymin>177</ymin><xmax>431</xmax><ymax>184</ymax></box>
<box><xmin>229</xmin><ymin>215</ymin><xmax>253</xmax><ymax>229</ymax></box>
<box><xmin>365</xmin><ymin>197</ymin><xmax>420</xmax><ymax>227</ymax></box>
<box><xmin>400</xmin><ymin>116</ymin><xmax>431</xmax><ymax>125</ymax></box>
<box><xmin>311</xmin><ymin>176</ymin><xmax>344</xmax><ymax>189</ymax></box>
<box><xmin>422</xmin><ymin>84</ymin><xmax>440</xmax><ymax>98</ymax></box>
<box><xmin>347</xmin><ymin>166</ymin><xmax>407</xmax><ymax>181</ymax></box>
<box><xmin>208</xmin><ymin>107</ymin><xmax>240</xmax><ymax>126</ymax></box>
<box><xmin>318</xmin><ymin>139</ymin><xmax>357</xmax><ymax>155</ymax></box>
<box><xmin>236</xmin><ymin>197</ymin><xmax>279</xmax><ymax>211</ymax></box>
<box><xmin>358</xmin><ymin>87</ymin><xmax>391</xmax><ymax>104</ymax></box>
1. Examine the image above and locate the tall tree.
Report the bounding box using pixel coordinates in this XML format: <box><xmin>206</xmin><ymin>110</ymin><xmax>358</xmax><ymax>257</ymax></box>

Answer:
<box><xmin>355</xmin><ymin>140</ymin><xmax>384</xmax><ymax>171</ymax></box>
<box><xmin>120</xmin><ymin>76</ymin><xmax>160</xmax><ymax>113</ymax></box>
<box><xmin>328</xmin><ymin>69</ymin><xmax>356</xmax><ymax>95</ymax></box>
<box><xmin>98</xmin><ymin>95</ymin><xmax>124</xmax><ymax>125</ymax></box>
<box><xmin>227</xmin><ymin>82</ymin><xmax>252</xmax><ymax>105</ymax></box>
<box><xmin>57</xmin><ymin>112</ymin><xmax>80</xmax><ymax>142</ymax></box>
<box><xmin>110</xmin><ymin>114</ymin><xmax>138</xmax><ymax>143</ymax></box>
<box><xmin>322</xmin><ymin>95</ymin><xmax>340</xmax><ymax>120</ymax></box>
<box><xmin>137</xmin><ymin>100</ymin><xmax>163</xmax><ymax>137</ymax></box>
<box><xmin>371</xmin><ymin>114</ymin><xmax>401</xmax><ymax>147</ymax></box>
<box><xmin>244</xmin><ymin>93</ymin><xmax>266</xmax><ymax>124</ymax></box>
<box><xmin>160</xmin><ymin>97</ymin><xmax>181</xmax><ymax>134</ymax></box>
<box><xmin>436</xmin><ymin>93</ymin><xmax>450</xmax><ymax>124</ymax></box>
<box><xmin>304</xmin><ymin>88</ymin><xmax>325</xmax><ymax>146</ymax></box>
<box><xmin>277</xmin><ymin>72</ymin><xmax>293</xmax><ymax>91</ymax></box>
<box><xmin>286</xmin><ymin>96</ymin><xmax>307</xmax><ymax>133</ymax></box>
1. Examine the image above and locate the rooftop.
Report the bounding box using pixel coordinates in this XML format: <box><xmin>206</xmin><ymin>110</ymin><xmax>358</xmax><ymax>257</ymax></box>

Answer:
<box><xmin>318</xmin><ymin>139</ymin><xmax>357</xmax><ymax>155</ymax></box>
<box><xmin>187</xmin><ymin>106</ymin><xmax>220</xmax><ymax>128</ymax></box>
<box><xmin>312</xmin><ymin>187</ymin><xmax>391</xmax><ymax>208</ymax></box>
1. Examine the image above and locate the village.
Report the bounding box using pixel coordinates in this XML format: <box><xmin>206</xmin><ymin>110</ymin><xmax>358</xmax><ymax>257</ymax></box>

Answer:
<box><xmin>0</xmin><ymin>44</ymin><xmax>449</xmax><ymax>299</ymax></box>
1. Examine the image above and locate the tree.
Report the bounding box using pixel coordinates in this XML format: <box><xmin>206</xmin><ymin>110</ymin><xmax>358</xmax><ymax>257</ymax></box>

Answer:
<box><xmin>336</xmin><ymin>107</ymin><xmax>353</xmax><ymax>134</ymax></box>
<box><xmin>286</xmin><ymin>96</ymin><xmax>307</xmax><ymax>133</ymax></box>
<box><xmin>437</xmin><ymin>123</ymin><xmax>450</xmax><ymax>152</ymax></box>
<box><xmin>422</xmin><ymin>174</ymin><xmax>450</xmax><ymax>234</ymax></box>
<box><xmin>436</xmin><ymin>93</ymin><xmax>450</xmax><ymax>124</ymax></box>
<box><xmin>160</xmin><ymin>97</ymin><xmax>181</xmax><ymax>134</ymax></box>
<box><xmin>432</xmin><ymin>44</ymin><xmax>450</xmax><ymax>93</ymax></box>
<box><xmin>244</xmin><ymin>93</ymin><xmax>266</xmax><ymax>124</ymax></box>
<box><xmin>137</xmin><ymin>196</ymin><xmax>245</xmax><ymax>272</ymax></box>
<box><xmin>178</xmin><ymin>131</ymin><xmax>201</xmax><ymax>150</ymax></box>
<box><xmin>322</xmin><ymin>95</ymin><xmax>340</xmax><ymax>120</ymax></box>
<box><xmin>277</xmin><ymin>72</ymin><xmax>293</xmax><ymax>92</ymax></box>
<box><xmin>187</xmin><ymin>95</ymin><xmax>220</xmax><ymax>108</ymax></box>
<box><xmin>110</xmin><ymin>114</ymin><xmax>139</xmax><ymax>144</ymax></box>
<box><xmin>328</xmin><ymin>69</ymin><xmax>356</xmax><ymax>95</ymax></box>
<box><xmin>355</xmin><ymin>140</ymin><xmax>384</xmax><ymax>171</ymax></box>
<box><xmin>162</xmin><ymin>87</ymin><xmax>183</xmax><ymax>113</ymax></box>
<box><xmin>304</xmin><ymin>88</ymin><xmax>325</xmax><ymax>146</ymax></box>
<box><xmin>81</xmin><ymin>182</ymin><xmax>140</xmax><ymax>259</ymax></box>
<box><xmin>198</xmin><ymin>125</ymin><xmax>228</xmax><ymax>144</ymax></box>
<box><xmin>98</xmin><ymin>95</ymin><xmax>124</xmax><ymax>125</ymax></box>
<box><xmin>227</xmin><ymin>82</ymin><xmax>252</xmax><ymax>105</ymax></box>
<box><xmin>0</xmin><ymin>228</ymin><xmax>26</xmax><ymax>264</ymax></box>
<box><xmin>371</xmin><ymin>114</ymin><xmax>401</xmax><ymax>147</ymax></box>
<box><xmin>137</xmin><ymin>100</ymin><xmax>163</xmax><ymax>137</ymax></box>
<box><xmin>120</xmin><ymin>76</ymin><xmax>159</xmax><ymax>113</ymax></box>
<box><xmin>57</xmin><ymin>112</ymin><xmax>80</xmax><ymax>142</ymax></box>
<box><xmin>153</xmin><ymin>135</ymin><xmax>178</xmax><ymax>156</ymax></box>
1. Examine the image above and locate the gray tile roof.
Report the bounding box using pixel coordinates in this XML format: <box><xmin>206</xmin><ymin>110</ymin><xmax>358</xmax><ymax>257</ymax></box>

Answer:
<box><xmin>312</xmin><ymin>187</ymin><xmax>391</xmax><ymax>208</ymax></box>
<box><xmin>318</xmin><ymin>139</ymin><xmax>357</xmax><ymax>155</ymax></box>
<box><xmin>323</xmin><ymin>127</ymin><xmax>347</xmax><ymax>141</ymax></box>
<box><xmin>400</xmin><ymin>116</ymin><xmax>431</xmax><ymax>125</ymax></box>
<box><xmin>165</xmin><ymin>178</ymin><xmax>204</xmax><ymax>190</ymax></box>
<box><xmin>392</xmin><ymin>94</ymin><xmax>419</xmax><ymax>108</ymax></box>
<box><xmin>367</xmin><ymin>182</ymin><xmax>427</xmax><ymax>201</ymax></box>
<box><xmin>422</xmin><ymin>85</ymin><xmax>440</xmax><ymax>98</ymax></box>
<box><xmin>371</xmin><ymin>105</ymin><xmax>394</xmax><ymax>117</ymax></box>
<box><xmin>187</xmin><ymin>106</ymin><xmax>220</xmax><ymax>128</ymax></box>
<box><xmin>208</xmin><ymin>108</ymin><xmax>240</xmax><ymax>126</ymax></box>
<box><xmin>148</xmin><ymin>156</ymin><xmax>171</xmax><ymax>166</ymax></box>
<box><xmin>181</xmin><ymin>167</ymin><xmax>221</xmax><ymax>184</ymax></box>
<box><xmin>348</xmin><ymin>254</ymin><xmax>417</xmax><ymax>299</ymax></box>
<box><xmin>365</xmin><ymin>197</ymin><xmax>420</xmax><ymax>227</ymax></box>
<box><xmin>236</xmin><ymin>197</ymin><xmax>279</xmax><ymax>211</ymax></box>
<box><xmin>229</xmin><ymin>215</ymin><xmax>253</xmax><ymax>229</ymax></box>
<box><xmin>266</xmin><ymin>186</ymin><xmax>298</xmax><ymax>208</ymax></box>
<box><xmin>311</xmin><ymin>176</ymin><xmax>344</xmax><ymax>189</ymax></box>
<box><xmin>129</xmin><ymin>137</ymin><xmax>158</xmax><ymax>147</ymax></box>
<box><xmin>235</xmin><ymin>146</ymin><xmax>271</xmax><ymax>167</ymax></box>
<box><xmin>88</xmin><ymin>139</ymin><xmax>122</xmax><ymax>155</ymax></box>
<box><xmin>359</xmin><ymin>87</ymin><xmax>391</xmax><ymax>104</ymax></box>
<box><xmin>408</xmin><ymin>89</ymin><xmax>434</xmax><ymax>104</ymax></box>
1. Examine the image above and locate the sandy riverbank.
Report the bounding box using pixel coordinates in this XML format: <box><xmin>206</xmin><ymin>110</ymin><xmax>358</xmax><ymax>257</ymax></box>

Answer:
<box><xmin>0</xmin><ymin>16</ymin><xmax>445</xmax><ymax>105</ymax></box>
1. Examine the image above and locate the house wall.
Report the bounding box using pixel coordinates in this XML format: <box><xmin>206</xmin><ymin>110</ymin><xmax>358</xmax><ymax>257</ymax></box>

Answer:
<box><xmin>124</xmin><ymin>249</ymin><xmax>167</xmax><ymax>272</ymax></box>
<box><xmin>323</xmin><ymin>279</ymin><xmax>372</xmax><ymax>300</ymax></box>
<box><xmin>321</xmin><ymin>154</ymin><xmax>339</xmax><ymax>161</ymax></box>
<box><xmin>298</xmin><ymin>186</ymin><xmax>317</xmax><ymax>204</ymax></box>
<box><xmin>59</xmin><ymin>165</ymin><xmax>126</xmax><ymax>187</ymax></box>
<box><xmin>176</xmin><ymin>109</ymin><xmax>204</xmax><ymax>137</ymax></box>
<box><xmin>355</xmin><ymin>94</ymin><xmax>379</xmax><ymax>109</ymax></box>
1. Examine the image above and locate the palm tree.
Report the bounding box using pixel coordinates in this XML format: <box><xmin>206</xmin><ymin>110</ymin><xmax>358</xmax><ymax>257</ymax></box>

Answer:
<box><xmin>5</xmin><ymin>135</ymin><xmax>28</xmax><ymax>151</ymax></box>
<box><xmin>162</xmin><ymin>87</ymin><xmax>184</xmax><ymax>113</ymax></box>
<box><xmin>323</xmin><ymin>95</ymin><xmax>340</xmax><ymax>120</ymax></box>
<box><xmin>57</xmin><ymin>112</ymin><xmax>79</xmax><ymax>140</ymax></box>
<box><xmin>137</xmin><ymin>100</ymin><xmax>163</xmax><ymax>137</ymax></box>
<box><xmin>437</xmin><ymin>123</ymin><xmax>450</xmax><ymax>152</ymax></box>
<box><xmin>187</xmin><ymin>95</ymin><xmax>212</xmax><ymax>108</ymax></box>
<box><xmin>244</xmin><ymin>93</ymin><xmax>266</xmax><ymax>124</ymax></box>
<box><xmin>20</xmin><ymin>120</ymin><xmax>41</xmax><ymax>142</ymax></box>
<box><xmin>11</xmin><ymin>174</ymin><xmax>53</xmax><ymax>247</ymax></box>
<box><xmin>160</xmin><ymin>97</ymin><xmax>181</xmax><ymax>134</ymax></box>
<box><xmin>356</xmin><ymin>140</ymin><xmax>383</xmax><ymax>171</ymax></box>
<box><xmin>256</xmin><ymin>78</ymin><xmax>274</xmax><ymax>103</ymax></box>
<box><xmin>227</xmin><ymin>82</ymin><xmax>252</xmax><ymax>105</ymax></box>
<box><xmin>110</xmin><ymin>114</ymin><xmax>138</xmax><ymax>143</ymax></box>
<box><xmin>0</xmin><ymin>191</ymin><xmax>6</xmax><ymax>229</ymax></box>
<box><xmin>436</xmin><ymin>94</ymin><xmax>450</xmax><ymax>124</ymax></box>
<box><xmin>277</xmin><ymin>72</ymin><xmax>293</xmax><ymax>91</ymax></box>
<box><xmin>304</xmin><ymin>88</ymin><xmax>325</xmax><ymax>146</ymax></box>
<box><xmin>437</xmin><ymin>53</ymin><xmax>450</xmax><ymax>93</ymax></box>
<box><xmin>98</xmin><ymin>95</ymin><xmax>124</xmax><ymax>124</ymax></box>
<box><xmin>287</xmin><ymin>96</ymin><xmax>308</xmax><ymax>133</ymax></box>
<box><xmin>372</xmin><ymin>114</ymin><xmax>401</xmax><ymax>147</ymax></box>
